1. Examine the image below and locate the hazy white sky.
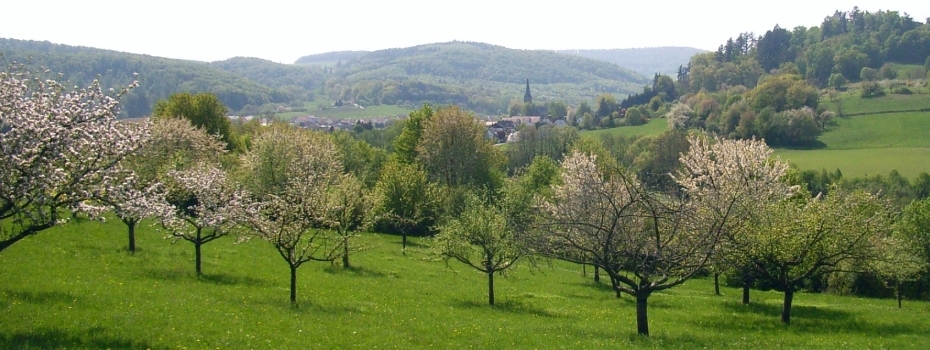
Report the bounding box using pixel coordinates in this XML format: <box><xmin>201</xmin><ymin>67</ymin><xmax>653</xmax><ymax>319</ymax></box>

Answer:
<box><xmin>2</xmin><ymin>1</ymin><xmax>927</xmax><ymax>63</ymax></box>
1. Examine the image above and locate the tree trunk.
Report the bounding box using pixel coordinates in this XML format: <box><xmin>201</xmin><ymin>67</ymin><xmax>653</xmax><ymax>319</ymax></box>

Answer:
<box><xmin>781</xmin><ymin>288</ymin><xmax>794</xmax><ymax>325</ymax></box>
<box><xmin>636</xmin><ymin>294</ymin><xmax>649</xmax><ymax>336</ymax></box>
<box><xmin>342</xmin><ymin>237</ymin><xmax>350</xmax><ymax>268</ymax></box>
<box><xmin>897</xmin><ymin>281</ymin><xmax>903</xmax><ymax>308</ymax></box>
<box><xmin>594</xmin><ymin>266</ymin><xmax>600</xmax><ymax>283</ymax></box>
<box><xmin>610</xmin><ymin>277</ymin><xmax>622</xmax><ymax>298</ymax></box>
<box><xmin>714</xmin><ymin>272</ymin><xmax>721</xmax><ymax>296</ymax></box>
<box><xmin>127</xmin><ymin>220</ymin><xmax>137</xmax><ymax>253</ymax></box>
<box><xmin>195</xmin><ymin>228</ymin><xmax>203</xmax><ymax>275</ymax></box>
<box><xmin>290</xmin><ymin>265</ymin><xmax>298</xmax><ymax>305</ymax></box>
<box><xmin>742</xmin><ymin>281</ymin><xmax>750</xmax><ymax>305</ymax></box>
<box><xmin>195</xmin><ymin>241</ymin><xmax>202</xmax><ymax>275</ymax></box>
<box><xmin>582</xmin><ymin>264</ymin><xmax>586</xmax><ymax>277</ymax></box>
<box><xmin>487</xmin><ymin>270</ymin><xmax>495</xmax><ymax>306</ymax></box>
<box><xmin>402</xmin><ymin>234</ymin><xmax>407</xmax><ymax>255</ymax></box>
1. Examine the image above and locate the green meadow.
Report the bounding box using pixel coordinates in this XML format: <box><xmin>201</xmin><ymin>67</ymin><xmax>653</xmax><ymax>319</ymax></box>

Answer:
<box><xmin>1</xmin><ymin>219</ymin><xmax>928</xmax><ymax>349</ymax></box>
<box><xmin>581</xmin><ymin>117</ymin><xmax>668</xmax><ymax>138</ymax></box>
<box><xmin>275</xmin><ymin>103</ymin><xmax>412</xmax><ymax>120</ymax></box>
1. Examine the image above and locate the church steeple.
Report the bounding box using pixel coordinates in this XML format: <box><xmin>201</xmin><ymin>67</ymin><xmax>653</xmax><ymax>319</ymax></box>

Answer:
<box><xmin>523</xmin><ymin>78</ymin><xmax>532</xmax><ymax>104</ymax></box>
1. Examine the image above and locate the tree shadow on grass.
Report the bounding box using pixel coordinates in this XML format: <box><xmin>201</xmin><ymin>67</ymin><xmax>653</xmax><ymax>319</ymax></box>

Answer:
<box><xmin>199</xmin><ymin>272</ymin><xmax>270</xmax><ymax>286</ymax></box>
<box><xmin>776</xmin><ymin>140</ymin><xmax>827</xmax><ymax>150</ymax></box>
<box><xmin>0</xmin><ymin>327</ymin><xmax>160</xmax><ymax>350</ymax></box>
<box><xmin>695</xmin><ymin>300</ymin><xmax>926</xmax><ymax>337</ymax></box>
<box><xmin>721</xmin><ymin>300</ymin><xmax>852</xmax><ymax>321</ymax></box>
<box><xmin>323</xmin><ymin>265</ymin><xmax>387</xmax><ymax>278</ymax></box>
<box><xmin>2</xmin><ymin>289</ymin><xmax>75</xmax><ymax>304</ymax></box>
<box><xmin>135</xmin><ymin>268</ymin><xmax>270</xmax><ymax>286</ymax></box>
<box><xmin>451</xmin><ymin>298</ymin><xmax>568</xmax><ymax>318</ymax></box>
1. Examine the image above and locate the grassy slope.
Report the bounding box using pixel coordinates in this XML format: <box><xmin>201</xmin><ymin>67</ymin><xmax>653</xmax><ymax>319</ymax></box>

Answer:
<box><xmin>275</xmin><ymin>104</ymin><xmax>412</xmax><ymax>120</ymax></box>
<box><xmin>2</xmin><ymin>220</ymin><xmax>927</xmax><ymax>349</ymax></box>
<box><xmin>774</xmin><ymin>92</ymin><xmax>930</xmax><ymax>178</ymax></box>
<box><xmin>581</xmin><ymin>118</ymin><xmax>668</xmax><ymax>138</ymax></box>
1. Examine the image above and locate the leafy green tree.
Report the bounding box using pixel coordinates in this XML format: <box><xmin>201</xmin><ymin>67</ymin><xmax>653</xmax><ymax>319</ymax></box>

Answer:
<box><xmin>546</xmin><ymin>101</ymin><xmax>568</xmax><ymax>118</ymax></box>
<box><xmin>152</xmin><ymin>92</ymin><xmax>236</xmax><ymax>150</ymax></box>
<box><xmin>374</xmin><ymin>159</ymin><xmax>441</xmax><ymax>253</ymax></box>
<box><xmin>860</xmin><ymin>67</ymin><xmax>879</xmax><ymax>81</ymax></box>
<box><xmin>434</xmin><ymin>193</ymin><xmax>534</xmax><ymax>306</ymax></box>
<box><xmin>880</xmin><ymin>63</ymin><xmax>897</xmax><ymax>80</ymax></box>
<box><xmin>828</xmin><ymin>73</ymin><xmax>847</xmax><ymax>90</ymax></box>
<box><xmin>594</xmin><ymin>94</ymin><xmax>619</xmax><ymax>118</ymax></box>
<box><xmin>416</xmin><ymin>106</ymin><xmax>505</xmax><ymax>189</ymax></box>
<box><xmin>393</xmin><ymin>105</ymin><xmax>433</xmax><ymax>164</ymax></box>
<box><xmin>327</xmin><ymin>174</ymin><xmax>372</xmax><ymax>268</ymax></box>
<box><xmin>238</xmin><ymin>126</ymin><xmax>344</xmax><ymax>304</ymax></box>
<box><xmin>574</xmin><ymin>101</ymin><xmax>593</xmax><ymax>121</ymax></box>
<box><xmin>746</xmin><ymin>190</ymin><xmax>890</xmax><ymax>324</ymax></box>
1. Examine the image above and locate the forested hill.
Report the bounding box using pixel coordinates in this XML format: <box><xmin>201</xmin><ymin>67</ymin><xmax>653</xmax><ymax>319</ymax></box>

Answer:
<box><xmin>316</xmin><ymin>41</ymin><xmax>649</xmax><ymax>113</ymax></box>
<box><xmin>683</xmin><ymin>8</ymin><xmax>930</xmax><ymax>93</ymax></box>
<box><xmin>294</xmin><ymin>51</ymin><xmax>368</xmax><ymax>66</ymax></box>
<box><xmin>558</xmin><ymin>47</ymin><xmax>707</xmax><ymax>76</ymax></box>
<box><xmin>0</xmin><ymin>38</ymin><xmax>277</xmax><ymax>118</ymax></box>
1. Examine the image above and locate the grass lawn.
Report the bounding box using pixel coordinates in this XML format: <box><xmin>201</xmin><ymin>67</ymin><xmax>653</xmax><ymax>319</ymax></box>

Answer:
<box><xmin>818</xmin><ymin>111</ymin><xmax>930</xmax><ymax>150</ymax></box>
<box><xmin>581</xmin><ymin>118</ymin><xmax>668</xmax><ymax>139</ymax></box>
<box><xmin>822</xmin><ymin>93</ymin><xmax>930</xmax><ymax>116</ymax></box>
<box><xmin>275</xmin><ymin>104</ymin><xmax>412</xmax><ymax>121</ymax></box>
<box><xmin>2</xmin><ymin>219</ymin><xmax>928</xmax><ymax>349</ymax></box>
<box><xmin>774</xmin><ymin>148</ymin><xmax>930</xmax><ymax>178</ymax></box>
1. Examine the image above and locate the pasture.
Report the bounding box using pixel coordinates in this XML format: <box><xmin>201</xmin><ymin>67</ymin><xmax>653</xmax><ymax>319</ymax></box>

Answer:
<box><xmin>1</xmin><ymin>219</ymin><xmax>928</xmax><ymax>349</ymax></box>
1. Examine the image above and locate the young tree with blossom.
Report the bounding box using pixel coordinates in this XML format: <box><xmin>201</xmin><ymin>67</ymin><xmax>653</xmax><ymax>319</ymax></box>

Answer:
<box><xmin>162</xmin><ymin>164</ymin><xmax>248</xmax><ymax>275</ymax></box>
<box><xmin>101</xmin><ymin>118</ymin><xmax>226</xmax><ymax>253</ymax></box>
<box><xmin>238</xmin><ymin>126</ymin><xmax>344</xmax><ymax>305</ymax></box>
<box><xmin>1</xmin><ymin>64</ymin><xmax>147</xmax><ymax>252</ymax></box>
<box><xmin>541</xmin><ymin>152</ymin><xmax>716</xmax><ymax>336</ymax></box>
<box><xmin>672</xmin><ymin>134</ymin><xmax>797</xmax><ymax>302</ymax></box>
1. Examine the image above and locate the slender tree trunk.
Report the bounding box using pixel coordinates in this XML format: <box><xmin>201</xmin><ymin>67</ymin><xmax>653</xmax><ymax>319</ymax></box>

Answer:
<box><xmin>610</xmin><ymin>277</ymin><xmax>622</xmax><ymax>298</ymax></box>
<box><xmin>781</xmin><ymin>288</ymin><xmax>794</xmax><ymax>325</ymax></box>
<box><xmin>127</xmin><ymin>219</ymin><xmax>137</xmax><ymax>253</ymax></box>
<box><xmin>636</xmin><ymin>293</ymin><xmax>649</xmax><ymax>336</ymax></box>
<box><xmin>582</xmin><ymin>264</ymin><xmax>586</xmax><ymax>277</ymax></box>
<box><xmin>402</xmin><ymin>234</ymin><xmax>407</xmax><ymax>255</ymax></box>
<box><xmin>897</xmin><ymin>281</ymin><xmax>903</xmax><ymax>308</ymax></box>
<box><xmin>290</xmin><ymin>265</ymin><xmax>298</xmax><ymax>305</ymax></box>
<box><xmin>594</xmin><ymin>266</ymin><xmax>600</xmax><ymax>283</ymax></box>
<box><xmin>195</xmin><ymin>241</ymin><xmax>202</xmax><ymax>275</ymax></box>
<box><xmin>487</xmin><ymin>270</ymin><xmax>495</xmax><ymax>306</ymax></box>
<box><xmin>714</xmin><ymin>272</ymin><xmax>721</xmax><ymax>296</ymax></box>
<box><xmin>194</xmin><ymin>228</ymin><xmax>203</xmax><ymax>275</ymax></box>
<box><xmin>342</xmin><ymin>236</ymin><xmax>350</xmax><ymax>268</ymax></box>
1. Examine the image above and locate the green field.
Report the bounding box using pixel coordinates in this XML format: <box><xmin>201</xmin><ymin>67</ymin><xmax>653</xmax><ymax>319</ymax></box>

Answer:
<box><xmin>821</xmin><ymin>92</ymin><xmax>930</xmax><ymax>116</ymax></box>
<box><xmin>2</xmin><ymin>220</ymin><xmax>928</xmax><ymax>349</ymax></box>
<box><xmin>817</xmin><ymin>111</ymin><xmax>930</xmax><ymax>150</ymax></box>
<box><xmin>581</xmin><ymin>118</ymin><xmax>668</xmax><ymax>138</ymax></box>
<box><xmin>774</xmin><ymin>148</ymin><xmax>930</xmax><ymax>178</ymax></box>
<box><xmin>275</xmin><ymin>103</ymin><xmax>412</xmax><ymax>120</ymax></box>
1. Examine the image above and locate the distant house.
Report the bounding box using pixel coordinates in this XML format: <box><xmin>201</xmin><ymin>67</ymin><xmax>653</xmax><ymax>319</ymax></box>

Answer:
<box><xmin>502</xmin><ymin>116</ymin><xmax>541</xmax><ymax>125</ymax></box>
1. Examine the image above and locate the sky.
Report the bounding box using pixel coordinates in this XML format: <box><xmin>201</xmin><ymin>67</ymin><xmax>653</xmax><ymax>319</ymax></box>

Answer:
<box><xmin>2</xmin><ymin>1</ymin><xmax>927</xmax><ymax>64</ymax></box>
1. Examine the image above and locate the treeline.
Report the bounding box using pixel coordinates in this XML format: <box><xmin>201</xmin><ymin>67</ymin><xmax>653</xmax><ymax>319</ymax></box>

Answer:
<box><xmin>605</xmin><ymin>7</ymin><xmax>930</xmax><ymax>147</ymax></box>
<box><xmin>321</xmin><ymin>41</ymin><xmax>648</xmax><ymax>114</ymax></box>
<box><xmin>0</xmin><ymin>38</ymin><xmax>279</xmax><ymax>117</ymax></box>
<box><xmin>685</xmin><ymin>7</ymin><xmax>930</xmax><ymax>91</ymax></box>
